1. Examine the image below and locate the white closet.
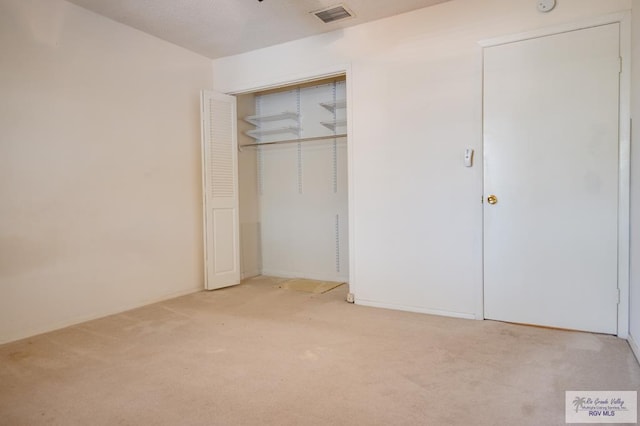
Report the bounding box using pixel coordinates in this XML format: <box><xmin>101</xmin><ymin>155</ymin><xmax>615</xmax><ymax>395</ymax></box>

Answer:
<box><xmin>237</xmin><ymin>79</ymin><xmax>349</xmax><ymax>283</ymax></box>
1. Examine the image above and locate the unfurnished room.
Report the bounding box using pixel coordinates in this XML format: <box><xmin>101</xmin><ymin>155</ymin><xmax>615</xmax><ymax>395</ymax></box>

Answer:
<box><xmin>1</xmin><ymin>0</ymin><xmax>640</xmax><ymax>424</ymax></box>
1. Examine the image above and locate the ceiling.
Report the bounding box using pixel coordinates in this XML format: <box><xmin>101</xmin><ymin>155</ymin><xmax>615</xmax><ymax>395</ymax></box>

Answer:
<box><xmin>65</xmin><ymin>0</ymin><xmax>452</xmax><ymax>59</ymax></box>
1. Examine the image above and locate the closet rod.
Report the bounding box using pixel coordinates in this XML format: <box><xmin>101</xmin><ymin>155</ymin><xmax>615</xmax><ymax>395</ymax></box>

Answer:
<box><xmin>239</xmin><ymin>134</ymin><xmax>347</xmax><ymax>150</ymax></box>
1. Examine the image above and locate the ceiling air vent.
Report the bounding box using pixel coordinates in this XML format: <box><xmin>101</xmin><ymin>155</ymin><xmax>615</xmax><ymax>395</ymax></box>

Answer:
<box><xmin>312</xmin><ymin>4</ymin><xmax>354</xmax><ymax>24</ymax></box>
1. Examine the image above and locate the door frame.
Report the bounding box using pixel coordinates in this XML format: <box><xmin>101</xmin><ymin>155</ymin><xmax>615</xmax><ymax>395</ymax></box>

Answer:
<box><xmin>221</xmin><ymin>63</ymin><xmax>356</xmax><ymax>297</ymax></box>
<box><xmin>479</xmin><ymin>12</ymin><xmax>631</xmax><ymax>338</ymax></box>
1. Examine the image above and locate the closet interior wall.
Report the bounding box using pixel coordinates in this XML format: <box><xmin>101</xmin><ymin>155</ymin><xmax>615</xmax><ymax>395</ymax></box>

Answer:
<box><xmin>237</xmin><ymin>79</ymin><xmax>348</xmax><ymax>282</ymax></box>
<box><xmin>237</xmin><ymin>93</ymin><xmax>261</xmax><ymax>279</ymax></box>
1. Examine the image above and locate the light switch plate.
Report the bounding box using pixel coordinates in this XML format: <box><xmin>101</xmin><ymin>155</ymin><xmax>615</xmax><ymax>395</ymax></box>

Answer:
<box><xmin>464</xmin><ymin>148</ymin><xmax>474</xmax><ymax>167</ymax></box>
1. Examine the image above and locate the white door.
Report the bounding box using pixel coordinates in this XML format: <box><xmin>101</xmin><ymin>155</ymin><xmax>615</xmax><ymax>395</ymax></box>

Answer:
<box><xmin>201</xmin><ymin>91</ymin><xmax>240</xmax><ymax>290</ymax></box>
<box><xmin>483</xmin><ymin>24</ymin><xmax>620</xmax><ymax>334</ymax></box>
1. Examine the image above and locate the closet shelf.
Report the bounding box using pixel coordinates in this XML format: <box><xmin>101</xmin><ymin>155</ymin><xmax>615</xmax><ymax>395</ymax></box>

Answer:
<box><xmin>244</xmin><ymin>111</ymin><xmax>299</xmax><ymax>125</ymax></box>
<box><xmin>245</xmin><ymin>126</ymin><xmax>301</xmax><ymax>140</ymax></box>
<box><xmin>319</xmin><ymin>100</ymin><xmax>347</xmax><ymax>113</ymax></box>
<box><xmin>320</xmin><ymin>120</ymin><xmax>347</xmax><ymax>131</ymax></box>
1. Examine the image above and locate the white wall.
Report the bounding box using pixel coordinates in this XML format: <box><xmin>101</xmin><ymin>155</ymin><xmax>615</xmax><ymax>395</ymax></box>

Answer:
<box><xmin>255</xmin><ymin>82</ymin><xmax>349</xmax><ymax>282</ymax></box>
<box><xmin>0</xmin><ymin>0</ymin><xmax>212</xmax><ymax>343</ymax></box>
<box><xmin>237</xmin><ymin>94</ymin><xmax>261</xmax><ymax>279</ymax></box>
<box><xmin>213</xmin><ymin>0</ymin><xmax>632</xmax><ymax>319</ymax></box>
<box><xmin>629</xmin><ymin>0</ymin><xmax>640</xmax><ymax>359</ymax></box>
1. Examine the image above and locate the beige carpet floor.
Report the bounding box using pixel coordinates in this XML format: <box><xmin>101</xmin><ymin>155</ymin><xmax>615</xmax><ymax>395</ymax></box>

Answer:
<box><xmin>0</xmin><ymin>275</ymin><xmax>638</xmax><ymax>426</ymax></box>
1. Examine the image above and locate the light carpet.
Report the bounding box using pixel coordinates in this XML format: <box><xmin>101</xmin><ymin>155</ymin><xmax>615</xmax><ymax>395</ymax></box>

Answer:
<box><xmin>0</xmin><ymin>275</ymin><xmax>638</xmax><ymax>425</ymax></box>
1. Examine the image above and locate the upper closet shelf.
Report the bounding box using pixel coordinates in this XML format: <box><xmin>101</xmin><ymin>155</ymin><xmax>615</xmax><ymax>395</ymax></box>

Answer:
<box><xmin>244</xmin><ymin>111</ymin><xmax>299</xmax><ymax>125</ymax></box>
<box><xmin>320</xmin><ymin>120</ymin><xmax>347</xmax><ymax>131</ymax></box>
<box><xmin>245</xmin><ymin>126</ymin><xmax>301</xmax><ymax>140</ymax></box>
<box><xmin>319</xmin><ymin>100</ymin><xmax>347</xmax><ymax>113</ymax></box>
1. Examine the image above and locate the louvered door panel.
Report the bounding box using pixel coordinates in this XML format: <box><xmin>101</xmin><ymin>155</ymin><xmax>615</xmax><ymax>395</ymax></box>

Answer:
<box><xmin>209</xmin><ymin>99</ymin><xmax>234</xmax><ymax>198</ymax></box>
<box><xmin>201</xmin><ymin>91</ymin><xmax>240</xmax><ymax>290</ymax></box>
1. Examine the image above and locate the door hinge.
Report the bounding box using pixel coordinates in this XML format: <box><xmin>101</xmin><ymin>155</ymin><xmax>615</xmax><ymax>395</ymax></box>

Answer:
<box><xmin>619</xmin><ymin>56</ymin><xmax>622</xmax><ymax>74</ymax></box>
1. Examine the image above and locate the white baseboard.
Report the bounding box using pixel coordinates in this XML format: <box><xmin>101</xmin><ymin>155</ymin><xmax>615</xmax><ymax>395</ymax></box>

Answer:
<box><xmin>355</xmin><ymin>298</ymin><xmax>477</xmax><ymax>320</ymax></box>
<box><xmin>241</xmin><ymin>270</ymin><xmax>261</xmax><ymax>280</ymax></box>
<box><xmin>0</xmin><ymin>286</ymin><xmax>202</xmax><ymax>345</ymax></box>
<box><xmin>628</xmin><ymin>333</ymin><xmax>640</xmax><ymax>365</ymax></box>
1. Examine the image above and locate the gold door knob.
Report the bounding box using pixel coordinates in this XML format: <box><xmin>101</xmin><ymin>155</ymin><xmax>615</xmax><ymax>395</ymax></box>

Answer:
<box><xmin>487</xmin><ymin>195</ymin><xmax>498</xmax><ymax>205</ymax></box>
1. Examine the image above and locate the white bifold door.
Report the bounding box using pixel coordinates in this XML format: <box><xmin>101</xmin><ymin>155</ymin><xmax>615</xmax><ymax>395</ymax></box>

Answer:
<box><xmin>201</xmin><ymin>91</ymin><xmax>240</xmax><ymax>290</ymax></box>
<box><xmin>483</xmin><ymin>24</ymin><xmax>621</xmax><ymax>334</ymax></box>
